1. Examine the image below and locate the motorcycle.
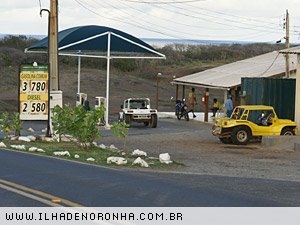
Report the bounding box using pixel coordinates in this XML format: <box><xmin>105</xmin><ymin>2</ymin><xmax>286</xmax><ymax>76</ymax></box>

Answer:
<box><xmin>175</xmin><ymin>99</ymin><xmax>189</xmax><ymax>121</ymax></box>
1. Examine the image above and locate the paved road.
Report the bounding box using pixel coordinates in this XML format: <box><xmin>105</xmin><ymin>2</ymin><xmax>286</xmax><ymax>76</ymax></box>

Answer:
<box><xmin>15</xmin><ymin>117</ymin><xmax>203</xmax><ymax>137</ymax></box>
<box><xmin>0</xmin><ymin>149</ymin><xmax>299</xmax><ymax>207</ymax></box>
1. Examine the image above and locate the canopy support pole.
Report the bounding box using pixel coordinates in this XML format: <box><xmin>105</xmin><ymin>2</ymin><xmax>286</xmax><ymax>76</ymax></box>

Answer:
<box><xmin>105</xmin><ymin>32</ymin><xmax>111</xmax><ymax>128</ymax></box>
<box><xmin>77</xmin><ymin>51</ymin><xmax>81</xmax><ymax>94</ymax></box>
<box><xmin>204</xmin><ymin>88</ymin><xmax>209</xmax><ymax>122</ymax></box>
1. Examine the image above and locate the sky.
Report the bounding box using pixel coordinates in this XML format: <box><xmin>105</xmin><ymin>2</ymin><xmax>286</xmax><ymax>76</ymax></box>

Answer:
<box><xmin>1</xmin><ymin>0</ymin><xmax>300</xmax><ymax>43</ymax></box>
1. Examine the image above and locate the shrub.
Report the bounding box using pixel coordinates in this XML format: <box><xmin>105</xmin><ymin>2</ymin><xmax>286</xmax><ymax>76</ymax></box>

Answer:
<box><xmin>52</xmin><ymin>105</ymin><xmax>105</xmax><ymax>148</ymax></box>
<box><xmin>0</xmin><ymin>112</ymin><xmax>23</xmax><ymax>136</ymax></box>
<box><xmin>0</xmin><ymin>112</ymin><xmax>11</xmax><ymax>135</ymax></box>
<box><xmin>111</xmin><ymin>121</ymin><xmax>129</xmax><ymax>150</ymax></box>
<box><xmin>11</xmin><ymin>112</ymin><xmax>23</xmax><ymax>136</ymax></box>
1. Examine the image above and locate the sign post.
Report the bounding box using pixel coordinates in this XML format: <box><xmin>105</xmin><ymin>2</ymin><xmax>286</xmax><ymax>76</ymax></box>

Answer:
<box><xmin>19</xmin><ymin>64</ymin><xmax>49</xmax><ymax>121</ymax></box>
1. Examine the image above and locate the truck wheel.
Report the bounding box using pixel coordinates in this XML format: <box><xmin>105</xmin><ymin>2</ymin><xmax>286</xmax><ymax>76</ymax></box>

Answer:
<box><xmin>231</xmin><ymin>126</ymin><xmax>251</xmax><ymax>145</ymax></box>
<box><xmin>118</xmin><ymin>114</ymin><xmax>123</xmax><ymax>123</ymax></box>
<box><xmin>281</xmin><ymin>127</ymin><xmax>295</xmax><ymax>135</ymax></box>
<box><xmin>124</xmin><ymin>114</ymin><xmax>131</xmax><ymax>125</ymax></box>
<box><xmin>150</xmin><ymin>114</ymin><xmax>157</xmax><ymax>128</ymax></box>
<box><xmin>219</xmin><ymin>138</ymin><xmax>232</xmax><ymax>144</ymax></box>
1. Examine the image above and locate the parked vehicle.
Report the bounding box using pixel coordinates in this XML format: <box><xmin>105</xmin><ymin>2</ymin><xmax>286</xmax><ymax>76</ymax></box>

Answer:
<box><xmin>119</xmin><ymin>98</ymin><xmax>157</xmax><ymax>128</ymax></box>
<box><xmin>175</xmin><ymin>99</ymin><xmax>189</xmax><ymax>121</ymax></box>
<box><xmin>212</xmin><ymin>105</ymin><xmax>297</xmax><ymax>145</ymax></box>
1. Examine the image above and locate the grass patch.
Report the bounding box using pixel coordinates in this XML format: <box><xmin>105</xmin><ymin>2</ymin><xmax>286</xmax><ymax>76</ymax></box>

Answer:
<box><xmin>1</xmin><ymin>139</ymin><xmax>184</xmax><ymax>170</ymax></box>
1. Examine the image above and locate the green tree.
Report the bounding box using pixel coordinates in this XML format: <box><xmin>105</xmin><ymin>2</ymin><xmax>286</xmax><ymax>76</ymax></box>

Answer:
<box><xmin>111</xmin><ymin>121</ymin><xmax>129</xmax><ymax>150</ymax></box>
<box><xmin>52</xmin><ymin>105</ymin><xmax>105</xmax><ymax>148</ymax></box>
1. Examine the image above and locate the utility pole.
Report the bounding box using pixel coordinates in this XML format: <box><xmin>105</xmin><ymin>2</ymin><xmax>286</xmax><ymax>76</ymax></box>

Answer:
<box><xmin>49</xmin><ymin>0</ymin><xmax>59</xmax><ymax>90</ymax></box>
<box><xmin>285</xmin><ymin>9</ymin><xmax>290</xmax><ymax>78</ymax></box>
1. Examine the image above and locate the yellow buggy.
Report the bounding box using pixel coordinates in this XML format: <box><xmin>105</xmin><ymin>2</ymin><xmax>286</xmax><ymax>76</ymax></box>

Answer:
<box><xmin>212</xmin><ymin>105</ymin><xmax>297</xmax><ymax>145</ymax></box>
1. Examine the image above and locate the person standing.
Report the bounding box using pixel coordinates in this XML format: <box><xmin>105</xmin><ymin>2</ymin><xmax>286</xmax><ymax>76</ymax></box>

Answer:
<box><xmin>188</xmin><ymin>87</ymin><xmax>197</xmax><ymax>118</ymax></box>
<box><xmin>225</xmin><ymin>96</ymin><xmax>233</xmax><ymax>117</ymax></box>
<box><xmin>211</xmin><ymin>98</ymin><xmax>220</xmax><ymax>117</ymax></box>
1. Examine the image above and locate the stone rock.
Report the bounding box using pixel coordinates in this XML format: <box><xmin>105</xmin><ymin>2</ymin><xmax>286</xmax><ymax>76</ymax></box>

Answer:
<box><xmin>107</xmin><ymin>157</ymin><xmax>127</xmax><ymax>165</ymax></box>
<box><xmin>53</xmin><ymin>151</ymin><xmax>70</xmax><ymax>157</ymax></box>
<box><xmin>74</xmin><ymin>154</ymin><xmax>80</xmax><ymax>159</ymax></box>
<box><xmin>10</xmin><ymin>145</ymin><xmax>26</xmax><ymax>150</ymax></box>
<box><xmin>44</xmin><ymin>137</ymin><xmax>55</xmax><ymax>142</ymax></box>
<box><xmin>28</xmin><ymin>147</ymin><xmax>38</xmax><ymax>152</ymax></box>
<box><xmin>26</xmin><ymin>135</ymin><xmax>36</xmax><ymax>142</ymax></box>
<box><xmin>132</xmin><ymin>149</ymin><xmax>147</xmax><ymax>157</ymax></box>
<box><xmin>41</xmin><ymin>128</ymin><xmax>47</xmax><ymax>132</ymax></box>
<box><xmin>10</xmin><ymin>136</ymin><xmax>18</xmax><ymax>141</ymax></box>
<box><xmin>159</xmin><ymin>153</ymin><xmax>173</xmax><ymax>164</ymax></box>
<box><xmin>27</xmin><ymin>128</ymin><xmax>35</xmax><ymax>132</ymax></box>
<box><xmin>0</xmin><ymin>142</ymin><xmax>7</xmax><ymax>148</ymax></box>
<box><xmin>18</xmin><ymin>136</ymin><xmax>31</xmax><ymax>142</ymax></box>
<box><xmin>98</xmin><ymin>144</ymin><xmax>106</xmax><ymax>149</ymax></box>
<box><xmin>70</xmin><ymin>138</ymin><xmax>78</xmax><ymax>142</ymax></box>
<box><xmin>92</xmin><ymin>142</ymin><xmax>98</xmax><ymax>147</ymax></box>
<box><xmin>37</xmin><ymin>148</ymin><xmax>45</xmax><ymax>153</ymax></box>
<box><xmin>60</xmin><ymin>136</ymin><xmax>71</xmax><ymax>142</ymax></box>
<box><xmin>109</xmin><ymin>144</ymin><xmax>118</xmax><ymax>150</ymax></box>
<box><xmin>80</xmin><ymin>142</ymin><xmax>90</xmax><ymax>147</ymax></box>
<box><xmin>86</xmin><ymin>157</ymin><xmax>95</xmax><ymax>162</ymax></box>
<box><xmin>121</xmin><ymin>152</ymin><xmax>126</xmax><ymax>156</ymax></box>
<box><xmin>132</xmin><ymin>157</ymin><xmax>149</xmax><ymax>168</ymax></box>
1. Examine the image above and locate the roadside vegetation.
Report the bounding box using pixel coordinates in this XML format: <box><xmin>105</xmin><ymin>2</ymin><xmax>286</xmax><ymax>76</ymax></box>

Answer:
<box><xmin>0</xmin><ymin>140</ymin><xmax>183</xmax><ymax>169</ymax></box>
<box><xmin>0</xmin><ymin>104</ymin><xmax>183</xmax><ymax>170</ymax></box>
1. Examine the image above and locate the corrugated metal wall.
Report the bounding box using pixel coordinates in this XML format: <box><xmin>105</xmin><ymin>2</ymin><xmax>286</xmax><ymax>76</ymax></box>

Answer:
<box><xmin>241</xmin><ymin>78</ymin><xmax>295</xmax><ymax>120</ymax></box>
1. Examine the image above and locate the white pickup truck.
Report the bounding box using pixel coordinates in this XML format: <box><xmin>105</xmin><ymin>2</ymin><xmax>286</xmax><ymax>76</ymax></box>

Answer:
<box><xmin>119</xmin><ymin>98</ymin><xmax>158</xmax><ymax>128</ymax></box>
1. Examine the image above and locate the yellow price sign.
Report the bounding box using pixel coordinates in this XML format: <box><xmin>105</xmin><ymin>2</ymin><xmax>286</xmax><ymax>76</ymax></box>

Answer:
<box><xmin>19</xmin><ymin>64</ymin><xmax>49</xmax><ymax>120</ymax></box>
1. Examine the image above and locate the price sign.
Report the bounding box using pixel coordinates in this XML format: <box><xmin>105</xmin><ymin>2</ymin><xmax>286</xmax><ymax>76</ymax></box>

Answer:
<box><xmin>19</xmin><ymin>64</ymin><xmax>49</xmax><ymax>120</ymax></box>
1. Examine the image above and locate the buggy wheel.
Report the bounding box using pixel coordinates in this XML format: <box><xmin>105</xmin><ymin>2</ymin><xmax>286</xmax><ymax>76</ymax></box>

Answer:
<box><xmin>281</xmin><ymin>127</ymin><xmax>295</xmax><ymax>135</ymax></box>
<box><xmin>150</xmin><ymin>114</ymin><xmax>157</xmax><ymax>128</ymax></box>
<box><xmin>231</xmin><ymin>126</ymin><xmax>251</xmax><ymax>145</ymax></box>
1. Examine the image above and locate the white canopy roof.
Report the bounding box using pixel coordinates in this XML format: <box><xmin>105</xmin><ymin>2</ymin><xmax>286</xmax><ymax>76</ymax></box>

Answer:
<box><xmin>172</xmin><ymin>50</ymin><xmax>297</xmax><ymax>89</ymax></box>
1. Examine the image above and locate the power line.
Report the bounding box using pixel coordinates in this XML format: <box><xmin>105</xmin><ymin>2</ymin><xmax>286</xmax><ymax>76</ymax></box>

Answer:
<box><xmin>38</xmin><ymin>0</ymin><xmax>42</xmax><ymax>11</ymax></box>
<box><xmin>184</xmin><ymin>3</ymin><xmax>282</xmax><ymax>27</ymax></box>
<box><xmin>161</xmin><ymin>3</ymin><xmax>284</xmax><ymax>32</ymax></box>
<box><xmin>91</xmin><ymin>0</ymin><xmax>206</xmax><ymax>37</ymax></box>
<box><xmin>120</xmin><ymin>0</ymin><xmax>205</xmax><ymax>4</ymax></box>
<box><xmin>74</xmin><ymin>0</ymin><xmax>187</xmax><ymax>39</ymax></box>
<box><xmin>98</xmin><ymin>0</ymin><xmax>263</xmax><ymax>37</ymax></box>
<box><xmin>114</xmin><ymin>0</ymin><xmax>244</xmax><ymax>31</ymax></box>
<box><xmin>259</xmin><ymin>53</ymin><xmax>280</xmax><ymax>77</ymax></box>
<box><xmin>80</xmin><ymin>0</ymin><xmax>280</xmax><ymax>40</ymax></box>
<box><xmin>73</xmin><ymin>0</ymin><xmax>300</xmax><ymax>42</ymax></box>
<box><xmin>123</xmin><ymin>0</ymin><xmax>282</xmax><ymax>34</ymax></box>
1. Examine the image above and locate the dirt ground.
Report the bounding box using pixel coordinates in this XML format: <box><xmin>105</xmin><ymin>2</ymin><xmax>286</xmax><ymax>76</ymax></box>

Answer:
<box><xmin>98</xmin><ymin>118</ymin><xmax>300</xmax><ymax>182</ymax></box>
<box><xmin>0</xmin><ymin>67</ymin><xmax>225</xmax><ymax>114</ymax></box>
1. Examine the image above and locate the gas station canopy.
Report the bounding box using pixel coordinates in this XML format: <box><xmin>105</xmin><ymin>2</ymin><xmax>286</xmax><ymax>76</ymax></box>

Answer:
<box><xmin>25</xmin><ymin>25</ymin><xmax>165</xmax><ymax>58</ymax></box>
<box><xmin>25</xmin><ymin>25</ymin><xmax>165</xmax><ymax>126</ymax></box>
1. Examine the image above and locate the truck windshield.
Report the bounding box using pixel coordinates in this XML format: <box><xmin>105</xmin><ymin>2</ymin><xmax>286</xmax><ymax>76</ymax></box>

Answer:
<box><xmin>129</xmin><ymin>100</ymin><xmax>148</xmax><ymax>109</ymax></box>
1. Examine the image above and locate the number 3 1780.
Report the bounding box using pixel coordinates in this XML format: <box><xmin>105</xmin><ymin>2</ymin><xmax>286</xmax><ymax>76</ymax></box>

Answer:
<box><xmin>21</xmin><ymin>81</ymin><xmax>47</xmax><ymax>93</ymax></box>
